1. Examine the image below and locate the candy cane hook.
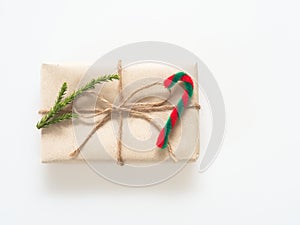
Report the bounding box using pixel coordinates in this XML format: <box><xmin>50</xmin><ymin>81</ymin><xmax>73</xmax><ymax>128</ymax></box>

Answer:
<box><xmin>156</xmin><ymin>72</ymin><xmax>194</xmax><ymax>149</ymax></box>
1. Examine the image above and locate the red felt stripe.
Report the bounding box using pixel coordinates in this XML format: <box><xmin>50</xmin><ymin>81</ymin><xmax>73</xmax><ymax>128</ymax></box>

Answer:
<box><xmin>170</xmin><ymin>107</ymin><xmax>179</xmax><ymax>127</ymax></box>
<box><xmin>180</xmin><ymin>75</ymin><xmax>194</xmax><ymax>88</ymax></box>
<box><xmin>163</xmin><ymin>75</ymin><xmax>175</xmax><ymax>88</ymax></box>
<box><xmin>182</xmin><ymin>90</ymin><xmax>189</xmax><ymax>107</ymax></box>
<box><xmin>156</xmin><ymin>127</ymin><xmax>166</xmax><ymax>148</ymax></box>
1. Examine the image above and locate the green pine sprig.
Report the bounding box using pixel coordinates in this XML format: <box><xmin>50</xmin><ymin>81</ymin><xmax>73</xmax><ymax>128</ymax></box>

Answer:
<box><xmin>36</xmin><ymin>74</ymin><xmax>120</xmax><ymax>129</ymax></box>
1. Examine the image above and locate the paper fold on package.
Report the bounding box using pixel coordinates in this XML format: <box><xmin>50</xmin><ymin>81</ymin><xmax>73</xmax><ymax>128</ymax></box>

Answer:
<box><xmin>40</xmin><ymin>62</ymin><xmax>200</xmax><ymax>163</ymax></box>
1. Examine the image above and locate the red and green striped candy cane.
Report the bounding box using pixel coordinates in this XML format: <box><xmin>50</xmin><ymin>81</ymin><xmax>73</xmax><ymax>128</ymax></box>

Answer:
<box><xmin>156</xmin><ymin>72</ymin><xmax>194</xmax><ymax>149</ymax></box>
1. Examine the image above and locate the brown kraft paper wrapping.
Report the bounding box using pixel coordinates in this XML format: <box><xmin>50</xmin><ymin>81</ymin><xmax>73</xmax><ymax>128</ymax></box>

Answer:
<box><xmin>39</xmin><ymin>62</ymin><xmax>200</xmax><ymax>163</ymax></box>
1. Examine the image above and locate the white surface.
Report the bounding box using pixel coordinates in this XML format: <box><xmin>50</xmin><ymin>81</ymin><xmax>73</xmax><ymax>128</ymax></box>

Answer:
<box><xmin>0</xmin><ymin>0</ymin><xmax>299</xmax><ymax>224</ymax></box>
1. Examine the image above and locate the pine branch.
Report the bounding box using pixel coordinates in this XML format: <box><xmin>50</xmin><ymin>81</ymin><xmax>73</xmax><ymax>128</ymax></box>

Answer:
<box><xmin>36</xmin><ymin>74</ymin><xmax>119</xmax><ymax>129</ymax></box>
<box><xmin>57</xmin><ymin>74</ymin><xmax>120</xmax><ymax>108</ymax></box>
<box><xmin>39</xmin><ymin>113</ymin><xmax>78</xmax><ymax>128</ymax></box>
<box><xmin>55</xmin><ymin>82</ymin><xmax>67</xmax><ymax>104</ymax></box>
<box><xmin>36</xmin><ymin>82</ymin><xmax>68</xmax><ymax>128</ymax></box>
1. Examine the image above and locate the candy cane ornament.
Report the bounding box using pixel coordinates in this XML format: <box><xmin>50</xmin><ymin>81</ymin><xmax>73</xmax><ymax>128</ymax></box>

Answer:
<box><xmin>156</xmin><ymin>72</ymin><xmax>194</xmax><ymax>149</ymax></box>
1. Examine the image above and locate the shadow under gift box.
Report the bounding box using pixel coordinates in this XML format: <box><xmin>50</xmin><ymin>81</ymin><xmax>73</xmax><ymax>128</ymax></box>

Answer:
<box><xmin>39</xmin><ymin>62</ymin><xmax>200</xmax><ymax>164</ymax></box>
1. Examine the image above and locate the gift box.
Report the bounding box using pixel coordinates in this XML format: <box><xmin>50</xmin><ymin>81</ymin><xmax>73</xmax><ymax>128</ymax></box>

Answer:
<box><xmin>39</xmin><ymin>61</ymin><xmax>200</xmax><ymax>164</ymax></box>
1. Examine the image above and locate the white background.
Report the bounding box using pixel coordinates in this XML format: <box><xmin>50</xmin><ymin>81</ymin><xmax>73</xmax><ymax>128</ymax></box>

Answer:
<box><xmin>0</xmin><ymin>0</ymin><xmax>299</xmax><ymax>224</ymax></box>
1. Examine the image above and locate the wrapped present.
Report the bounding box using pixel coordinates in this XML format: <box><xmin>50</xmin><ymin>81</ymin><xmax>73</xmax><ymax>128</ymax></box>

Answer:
<box><xmin>38</xmin><ymin>61</ymin><xmax>200</xmax><ymax>164</ymax></box>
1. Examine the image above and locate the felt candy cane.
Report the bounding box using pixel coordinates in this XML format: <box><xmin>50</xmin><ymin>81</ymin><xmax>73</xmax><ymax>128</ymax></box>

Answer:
<box><xmin>156</xmin><ymin>72</ymin><xmax>194</xmax><ymax>149</ymax></box>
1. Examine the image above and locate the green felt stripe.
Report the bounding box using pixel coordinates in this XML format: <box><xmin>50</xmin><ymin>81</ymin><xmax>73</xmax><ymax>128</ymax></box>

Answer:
<box><xmin>162</xmin><ymin>118</ymin><xmax>172</xmax><ymax>149</ymax></box>
<box><xmin>177</xmin><ymin>99</ymin><xmax>184</xmax><ymax>116</ymax></box>
<box><xmin>184</xmin><ymin>82</ymin><xmax>194</xmax><ymax>97</ymax></box>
